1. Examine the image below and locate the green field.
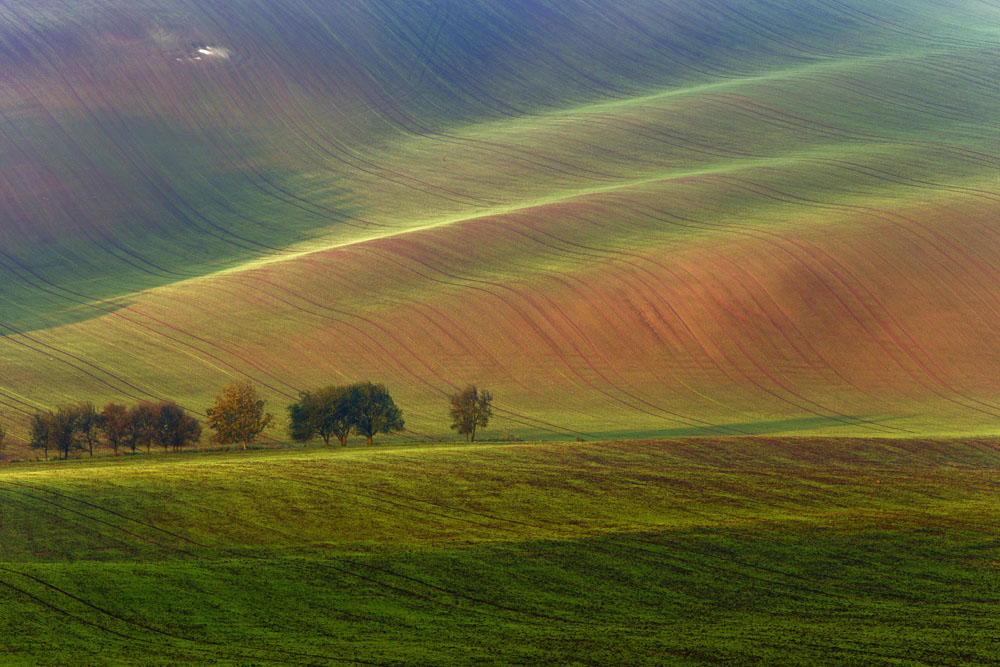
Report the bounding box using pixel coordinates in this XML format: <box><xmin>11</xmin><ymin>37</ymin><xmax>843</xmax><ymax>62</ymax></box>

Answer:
<box><xmin>2</xmin><ymin>437</ymin><xmax>999</xmax><ymax>665</ymax></box>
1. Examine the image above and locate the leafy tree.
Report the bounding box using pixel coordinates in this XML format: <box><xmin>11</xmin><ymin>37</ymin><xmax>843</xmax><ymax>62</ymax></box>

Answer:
<box><xmin>29</xmin><ymin>412</ymin><xmax>51</xmax><ymax>460</ymax></box>
<box><xmin>99</xmin><ymin>402</ymin><xmax>131</xmax><ymax>456</ymax></box>
<box><xmin>206</xmin><ymin>381</ymin><xmax>273</xmax><ymax>449</ymax></box>
<box><xmin>351</xmin><ymin>382</ymin><xmax>404</xmax><ymax>446</ymax></box>
<box><xmin>289</xmin><ymin>385</ymin><xmax>357</xmax><ymax>447</ymax></box>
<box><xmin>154</xmin><ymin>402</ymin><xmax>202</xmax><ymax>452</ymax></box>
<box><xmin>130</xmin><ymin>402</ymin><xmax>159</xmax><ymax>454</ymax></box>
<box><xmin>72</xmin><ymin>402</ymin><xmax>100</xmax><ymax>457</ymax></box>
<box><xmin>448</xmin><ymin>385</ymin><xmax>493</xmax><ymax>442</ymax></box>
<box><xmin>38</xmin><ymin>407</ymin><xmax>83</xmax><ymax>460</ymax></box>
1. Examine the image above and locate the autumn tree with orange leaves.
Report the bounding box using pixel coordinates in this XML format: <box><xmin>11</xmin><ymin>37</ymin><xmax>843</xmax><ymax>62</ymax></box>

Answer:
<box><xmin>206</xmin><ymin>381</ymin><xmax>273</xmax><ymax>449</ymax></box>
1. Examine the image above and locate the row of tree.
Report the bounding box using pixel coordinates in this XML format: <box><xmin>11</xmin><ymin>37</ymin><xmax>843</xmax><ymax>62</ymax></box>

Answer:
<box><xmin>288</xmin><ymin>382</ymin><xmax>494</xmax><ymax>446</ymax></box>
<box><xmin>13</xmin><ymin>381</ymin><xmax>494</xmax><ymax>460</ymax></box>
<box><xmin>29</xmin><ymin>401</ymin><xmax>201</xmax><ymax>460</ymax></box>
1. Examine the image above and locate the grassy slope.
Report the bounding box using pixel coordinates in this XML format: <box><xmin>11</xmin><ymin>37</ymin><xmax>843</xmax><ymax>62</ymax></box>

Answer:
<box><xmin>2</xmin><ymin>0</ymin><xmax>1000</xmax><ymax>454</ymax></box>
<box><xmin>1</xmin><ymin>437</ymin><xmax>999</xmax><ymax>665</ymax></box>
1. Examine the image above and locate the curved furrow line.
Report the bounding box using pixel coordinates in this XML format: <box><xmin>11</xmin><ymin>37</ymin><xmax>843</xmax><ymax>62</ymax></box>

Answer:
<box><xmin>0</xmin><ymin>248</ymin><xmax>302</xmax><ymax>402</ymax></box>
<box><xmin>580</xmin><ymin>111</ymin><xmax>751</xmax><ymax>161</ymax></box>
<box><xmin>488</xmin><ymin>212</ymin><xmax>908</xmax><ymax>433</ymax></box>
<box><xmin>127</xmin><ymin>93</ymin><xmax>375</xmax><ymax>235</ymax></box>
<box><xmin>744</xmin><ymin>162</ymin><xmax>1000</xmax><ymax>322</ymax></box>
<box><xmin>0</xmin><ymin>395</ymin><xmax>36</xmax><ymax>418</ymax></box>
<box><xmin>350</xmin><ymin>241</ymin><xmax>748</xmax><ymax>433</ymax></box>
<box><xmin>920</xmin><ymin>52</ymin><xmax>1000</xmax><ymax>93</ymax></box>
<box><xmin>1</xmin><ymin>474</ymin><xmax>534</xmax><ymax>651</ymax></box>
<box><xmin>615</xmin><ymin>256</ymin><xmax>909</xmax><ymax>432</ymax></box>
<box><xmin>257</xmin><ymin>89</ymin><xmax>503</xmax><ymax>210</ymax></box>
<box><xmin>813</xmin><ymin>0</ymin><xmax>998</xmax><ymax>48</ymax></box>
<box><xmin>0</xmin><ymin>323</ymin><xmax>160</xmax><ymax>406</ymax></box>
<box><xmin>704</xmin><ymin>95</ymin><xmax>879</xmax><ymax>147</ymax></box>
<box><xmin>714</xmin><ymin>171</ymin><xmax>1000</xmax><ymax>359</ymax></box>
<box><xmin>0</xmin><ymin>479</ymin><xmax>211</xmax><ymax>547</ymax></box>
<box><xmin>370</xmin><ymin>1</ymin><xmax>539</xmax><ymax>118</ymax></box>
<box><xmin>496</xmin><ymin>219</ymin><xmax>869</xmax><ymax>428</ymax></box>
<box><xmin>0</xmin><ymin>576</ymin><xmax>137</xmax><ymax>642</ymax></box>
<box><xmin>215</xmin><ymin>265</ymin><xmax>572</xmax><ymax>437</ymax></box>
<box><xmin>603</xmin><ymin>196</ymin><xmax>984</xmax><ymax>418</ymax></box>
<box><xmin>0</xmin><ymin>565</ymin><xmax>371</xmax><ymax>665</ymax></box>
<box><xmin>586</xmin><ymin>3</ymin><xmax>744</xmax><ymax>81</ymax></box>
<box><xmin>405</xmin><ymin>302</ymin><xmax>515</xmax><ymax>375</ymax></box>
<box><xmin>214</xmin><ymin>260</ymin><xmax>596</xmax><ymax>437</ymax></box>
<box><xmin>707</xmin><ymin>93</ymin><xmax>1000</xmax><ymax>167</ymax></box>
<box><xmin>318</xmin><ymin>244</ymin><xmax>698</xmax><ymax>430</ymax></box>
<box><xmin>694</xmin><ymin>176</ymin><xmax>1000</xmax><ymax>416</ymax></box>
<box><xmin>0</xmin><ymin>485</ymin><xmax>194</xmax><ymax>554</ymax></box>
<box><xmin>414</xmin><ymin>123</ymin><xmax>626</xmax><ymax>183</ymax></box>
<box><xmin>818</xmin><ymin>157</ymin><xmax>1000</xmax><ymax>206</ymax></box>
<box><xmin>0</xmin><ymin>108</ymin><xmax>198</xmax><ymax>283</ymax></box>
<box><xmin>693</xmin><ymin>246</ymin><xmax>897</xmax><ymax>403</ymax></box>
<box><xmin>350</xmin><ymin>475</ymin><xmax>885</xmax><ymax>607</ymax></box>
<box><xmin>475</xmin><ymin>220</ymin><xmax>791</xmax><ymax>425</ymax></box>
<box><xmin>178</xmin><ymin>60</ymin><xmax>456</xmax><ymax>222</ymax></box>
<box><xmin>798</xmin><ymin>72</ymin><xmax>974</xmax><ymax>123</ymax></box>
<box><xmin>712</xmin><ymin>2</ymin><xmax>854</xmax><ymax>60</ymax></box>
<box><xmin>0</xmin><ymin>17</ymin><xmax>292</xmax><ymax>260</ymax></box>
<box><xmin>278</xmin><ymin>471</ymin><xmax>603</xmax><ymax>624</ymax></box>
<box><xmin>803</xmin><ymin>162</ymin><xmax>1000</xmax><ymax>321</ymax></box>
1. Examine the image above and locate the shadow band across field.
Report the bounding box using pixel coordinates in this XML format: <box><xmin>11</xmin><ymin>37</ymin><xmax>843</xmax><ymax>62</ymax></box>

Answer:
<box><xmin>579</xmin><ymin>414</ymin><xmax>903</xmax><ymax>441</ymax></box>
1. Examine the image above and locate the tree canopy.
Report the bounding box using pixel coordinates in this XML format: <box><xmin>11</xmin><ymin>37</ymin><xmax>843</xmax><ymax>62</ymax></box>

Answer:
<box><xmin>206</xmin><ymin>381</ymin><xmax>273</xmax><ymax>449</ymax></box>
<box><xmin>449</xmin><ymin>385</ymin><xmax>493</xmax><ymax>442</ymax></box>
<box><xmin>155</xmin><ymin>402</ymin><xmax>202</xmax><ymax>452</ymax></box>
<box><xmin>99</xmin><ymin>402</ymin><xmax>131</xmax><ymax>456</ymax></box>
<box><xmin>289</xmin><ymin>385</ymin><xmax>357</xmax><ymax>447</ymax></box>
<box><xmin>351</xmin><ymin>382</ymin><xmax>404</xmax><ymax>446</ymax></box>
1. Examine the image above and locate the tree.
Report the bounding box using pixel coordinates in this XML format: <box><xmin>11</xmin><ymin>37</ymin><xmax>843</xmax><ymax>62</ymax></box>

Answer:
<box><xmin>33</xmin><ymin>407</ymin><xmax>82</xmax><ymax>460</ymax></box>
<box><xmin>29</xmin><ymin>412</ymin><xmax>51</xmax><ymax>460</ymax></box>
<box><xmin>289</xmin><ymin>385</ymin><xmax>357</xmax><ymax>447</ymax></box>
<box><xmin>130</xmin><ymin>402</ymin><xmax>159</xmax><ymax>454</ymax></box>
<box><xmin>448</xmin><ymin>385</ymin><xmax>493</xmax><ymax>442</ymax></box>
<box><xmin>0</xmin><ymin>421</ymin><xmax>5</xmax><ymax>453</ymax></box>
<box><xmin>99</xmin><ymin>402</ymin><xmax>131</xmax><ymax>456</ymax></box>
<box><xmin>206</xmin><ymin>381</ymin><xmax>273</xmax><ymax>449</ymax></box>
<box><xmin>154</xmin><ymin>402</ymin><xmax>202</xmax><ymax>452</ymax></box>
<box><xmin>351</xmin><ymin>382</ymin><xmax>403</xmax><ymax>446</ymax></box>
<box><xmin>72</xmin><ymin>402</ymin><xmax>100</xmax><ymax>457</ymax></box>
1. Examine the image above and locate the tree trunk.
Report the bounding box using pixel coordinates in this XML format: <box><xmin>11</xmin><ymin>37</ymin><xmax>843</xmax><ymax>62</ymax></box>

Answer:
<box><xmin>339</xmin><ymin>436</ymin><xmax>347</xmax><ymax>447</ymax></box>
<box><xmin>241</xmin><ymin>440</ymin><xmax>247</xmax><ymax>450</ymax></box>
<box><xmin>367</xmin><ymin>435</ymin><xmax>373</xmax><ymax>446</ymax></box>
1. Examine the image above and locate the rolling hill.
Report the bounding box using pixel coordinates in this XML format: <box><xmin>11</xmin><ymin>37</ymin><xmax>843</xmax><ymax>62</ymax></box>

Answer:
<box><xmin>2</xmin><ymin>438</ymin><xmax>999</xmax><ymax>664</ymax></box>
<box><xmin>2</xmin><ymin>0</ymin><xmax>1000</xmax><ymax>455</ymax></box>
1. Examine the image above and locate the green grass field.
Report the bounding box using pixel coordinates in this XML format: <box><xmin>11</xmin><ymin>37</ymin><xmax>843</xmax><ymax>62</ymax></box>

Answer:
<box><xmin>2</xmin><ymin>437</ymin><xmax>999</xmax><ymax>665</ymax></box>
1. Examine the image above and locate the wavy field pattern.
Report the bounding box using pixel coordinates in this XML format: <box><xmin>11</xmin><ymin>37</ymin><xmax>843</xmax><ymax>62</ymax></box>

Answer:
<box><xmin>1</xmin><ymin>0</ymin><xmax>999</xmax><ymax>451</ymax></box>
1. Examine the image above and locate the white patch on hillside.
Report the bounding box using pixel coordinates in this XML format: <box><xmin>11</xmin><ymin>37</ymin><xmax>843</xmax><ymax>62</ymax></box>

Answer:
<box><xmin>176</xmin><ymin>46</ymin><xmax>231</xmax><ymax>63</ymax></box>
